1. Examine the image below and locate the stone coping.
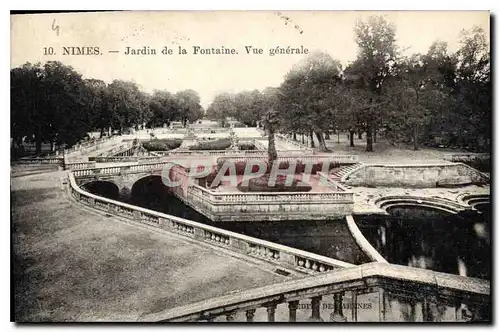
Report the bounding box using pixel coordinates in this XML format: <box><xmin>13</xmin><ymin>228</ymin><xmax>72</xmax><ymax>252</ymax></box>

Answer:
<box><xmin>374</xmin><ymin>195</ymin><xmax>470</xmax><ymax>213</ymax></box>
<box><xmin>345</xmin><ymin>215</ymin><xmax>388</xmax><ymax>263</ymax></box>
<box><xmin>138</xmin><ymin>262</ymin><xmax>490</xmax><ymax>322</ymax></box>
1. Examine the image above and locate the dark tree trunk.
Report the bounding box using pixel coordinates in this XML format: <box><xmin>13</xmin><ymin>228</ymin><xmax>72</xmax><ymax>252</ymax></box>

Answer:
<box><xmin>35</xmin><ymin>126</ymin><xmax>42</xmax><ymax>155</ymax></box>
<box><xmin>293</xmin><ymin>132</ymin><xmax>297</xmax><ymax>141</ymax></box>
<box><xmin>268</xmin><ymin>130</ymin><xmax>278</xmax><ymax>163</ymax></box>
<box><xmin>50</xmin><ymin>141</ymin><xmax>54</xmax><ymax>152</ymax></box>
<box><xmin>373</xmin><ymin>129</ymin><xmax>377</xmax><ymax>143</ymax></box>
<box><xmin>324</xmin><ymin>132</ymin><xmax>330</xmax><ymax>140</ymax></box>
<box><xmin>358</xmin><ymin>131</ymin><xmax>363</xmax><ymax>139</ymax></box>
<box><xmin>413</xmin><ymin>124</ymin><xmax>419</xmax><ymax>151</ymax></box>
<box><xmin>100</xmin><ymin>127</ymin><xmax>105</xmax><ymax>138</ymax></box>
<box><xmin>366</xmin><ymin>125</ymin><xmax>373</xmax><ymax>152</ymax></box>
<box><xmin>309</xmin><ymin>131</ymin><xmax>315</xmax><ymax>148</ymax></box>
<box><xmin>349</xmin><ymin>130</ymin><xmax>355</xmax><ymax>147</ymax></box>
<box><xmin>315</xmin><ymin>131</ymin><xmax>329</xmax><ymax>152</ymax></box>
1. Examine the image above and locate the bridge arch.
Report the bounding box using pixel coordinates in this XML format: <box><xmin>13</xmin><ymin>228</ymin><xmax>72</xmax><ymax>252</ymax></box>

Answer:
<box><xmin>80</xmin><ymin>180</ymin><xmax>120</xmax><ymax>200</ymax></box>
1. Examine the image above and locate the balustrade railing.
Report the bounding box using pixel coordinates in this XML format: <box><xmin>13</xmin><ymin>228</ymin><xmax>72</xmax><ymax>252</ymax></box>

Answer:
<box><xmin>137</xmin><ymin>262</ymin><xmax>490</xmax><ymax>322</ymax></box>
<box><xmin>64</xmin><ymin>161</ymin><xmax>96</xmax><ymax>170</ymax></box>
<box><xmin>17</xmin><ymin>157</ymin><xmax>63</xmax><ymax>165</ymax></box>
<box><xmin>68</xmin><ymin>172</ymin><xmax>353</xmax><ymax>276</ymax></box>
<box><xmin>188</xmin><ymin>184</ymin><xmax>353</xmax><ymax>204</ymax></box>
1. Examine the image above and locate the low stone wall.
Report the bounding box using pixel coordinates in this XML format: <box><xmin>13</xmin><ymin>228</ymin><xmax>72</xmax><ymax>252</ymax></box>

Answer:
<box><xmin>185</xmin><ymin>184</ymin><xmax>354</xmax><ymax>221</ymax></box>
<box><xmin>344</xmin><ymin>163</ymin><xmax>488</xmax><ymax>188</ymax></box>
<box><xmin>345</xmin><ymin>215</ymin><xmax>388</xmax><ymax>263</ymax></box>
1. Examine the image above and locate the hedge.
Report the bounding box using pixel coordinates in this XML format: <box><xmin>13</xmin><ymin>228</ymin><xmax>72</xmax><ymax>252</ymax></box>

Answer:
<box><xmin>237</xmin><ymin>174</ymin><xmax>312</xmax><ymax>192</ymax></box>
<box><xmin>142</xmin><ymin>139</ymin><xmax>182</xmax><ymax>151</ymax></box>
<box><xmin>189</xmin><ymin>138</ymin><xmax>232</xmax><ymax>150</ymax></box>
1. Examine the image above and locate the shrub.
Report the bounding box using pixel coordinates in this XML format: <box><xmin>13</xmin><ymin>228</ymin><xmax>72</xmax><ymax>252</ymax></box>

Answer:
<box><xmin>189</xmin><ymin>138</ymin><xmax>232</xmax><ymax>150</ymax></box>
<box><xmin>238</xmin><ymin>142</ymin><xmax>256</xmax><ymax>150</ymax></box>
<box><xmin>142</xmin><ymin>139</ymin><xmax>182</xmax><ymax>151</ymax></box>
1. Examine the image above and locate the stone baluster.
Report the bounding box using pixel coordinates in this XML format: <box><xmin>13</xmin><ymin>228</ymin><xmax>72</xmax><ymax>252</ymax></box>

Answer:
<box><xmin>288</xmin><ymin>301</ymin><xmax>299</xmax><ymax>322</ymax></box>
<box><xmin>307</xmin><ymin>296</ymin><xmax>323</xmax><ymax>322</ymax></box>
<box><xmin>266</xmin><ymin>303</ymin><xmax>277</xmax><ymax>322</ymax></box>
<box><xmin>225</xmin><ymin>312</ymin><xmax>236</xmax><ymax>322</ymax></box>
<box><xmin>378</xmin><ymin>288</ymin><xmax>386</xmax><ymax>322</ymax></box>
<box><xmin>330</xmin><ymin>292</ymin><xmax>347</xmax><ymax>322</ymax></box>
<box><xmin>351</xmin><ymin>290</ymin><xmax>358</xmax><ymax>322</ymax></box>
<box><xmin>245</xmin><ymin>309</ymin><xmax>256</xmax><ymax>322</ymax></box>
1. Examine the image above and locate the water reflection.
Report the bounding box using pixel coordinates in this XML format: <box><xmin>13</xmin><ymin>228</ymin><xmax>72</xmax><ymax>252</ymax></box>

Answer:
<box><xmin>355</xmin><ymin>206</ymin><xmax>490</xmax><ymax>280</ymax></box>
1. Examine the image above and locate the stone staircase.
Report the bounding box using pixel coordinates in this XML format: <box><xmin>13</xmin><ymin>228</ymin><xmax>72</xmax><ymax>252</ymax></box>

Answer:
<box><xmin>329</xmin><ymin>163</ymin><xmax>363</xmax><ymax>189</ymax></box>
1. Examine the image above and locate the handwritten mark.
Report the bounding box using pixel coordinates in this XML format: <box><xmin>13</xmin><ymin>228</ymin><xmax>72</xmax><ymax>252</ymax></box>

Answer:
<box><xmin>51</xmin><ymin>19</ymin><xmax>60</xmax><ymax>36</ymax></box>
<box><xmin>274</xmin><ymin>12</ymin><xmax>304</xmax><ymax>35</ymax></box>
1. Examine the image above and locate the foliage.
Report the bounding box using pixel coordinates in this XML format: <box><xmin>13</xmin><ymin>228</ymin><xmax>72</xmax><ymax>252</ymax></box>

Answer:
<box><xmin>237</xmin><ymin>175</ymin><xmax>312</xmax><ymax>193</ymax></box>
<box><xmin>11</xmin><ymin>61</ymin><xmax>204</xmax><ymax>155</ymax></box>
<box><xmin>189</xmin><ymin>138</ymin><xmax>232</xmax><ymax>150</ymax></box>
<box><xmin>142</xmin><ymin>139</ymin><xmax>182</xmax><ymax>151</ymax></box>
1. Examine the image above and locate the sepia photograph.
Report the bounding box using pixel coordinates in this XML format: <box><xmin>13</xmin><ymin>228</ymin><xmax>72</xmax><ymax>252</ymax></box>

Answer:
<box><xmin>10</xmin><ymin>9</ymin><xmax>491</xmax><ymax>323</ymax></box>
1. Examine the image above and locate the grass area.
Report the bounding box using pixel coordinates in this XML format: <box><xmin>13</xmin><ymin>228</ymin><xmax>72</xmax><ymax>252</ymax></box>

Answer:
<box><xmin>318</xmin><ymin>134</ymin><xmax>480</xmax><ymax>164</ymax></box>
<box><xmin>11</xmin><ymin>166</ymin><xmax>285</xmax><ymax>322</ymax></box>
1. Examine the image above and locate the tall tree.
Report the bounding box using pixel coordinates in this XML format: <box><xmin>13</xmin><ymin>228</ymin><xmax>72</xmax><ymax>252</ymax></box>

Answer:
<box><xmin>352</xmin><ymin>15</ymin><xmax>398</xmax><ymax>151</ymax></box>
<box><xmin>279</xmin><ymin>51</ymin><xmax>344</xmax><ymax>151</ymax></box>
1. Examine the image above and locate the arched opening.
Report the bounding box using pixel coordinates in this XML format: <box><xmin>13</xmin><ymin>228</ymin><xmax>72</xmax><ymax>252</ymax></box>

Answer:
<box><xmin>130</xmin><ymin>175</ymin><xmax>168</xmax><ymax>211</ymax></box>
<box><xmin>129</xmin><ymin>175</ymin><xmax>208</xmax><ymax>221</ymax></box>
<box><xmin>81</xmin><ymin>181</ymin><xmax>119</xmax><ymax>200</ymax></box>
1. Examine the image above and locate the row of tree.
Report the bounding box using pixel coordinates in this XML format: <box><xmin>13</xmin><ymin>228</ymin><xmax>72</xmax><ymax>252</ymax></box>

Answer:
<box><xmin>206</xmin><ymin>16</ymin><xmax>490</xmax><ymax>152</ymax></box>
<box><xmin>11</xmin><ymin>62</ymin><xmax>204</xmax><ymax>154</ymax></box>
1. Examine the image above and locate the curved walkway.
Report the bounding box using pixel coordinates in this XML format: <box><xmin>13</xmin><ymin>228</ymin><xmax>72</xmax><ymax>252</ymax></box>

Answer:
<box><xmin>11</xmin><ymin>165</ymin><xmax>287</xmax><ymax>322</ymax></box>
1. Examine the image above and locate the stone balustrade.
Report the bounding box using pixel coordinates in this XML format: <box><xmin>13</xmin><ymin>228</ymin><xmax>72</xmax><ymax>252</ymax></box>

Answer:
<box><xmin>64</xmin><ymin>161</ymin><xmax>97</xmax><ymax>170</ymax></box>
<box><xmin>189</xmin><ymin>184</ymin><xmax>353</xmax><ymax>204</ymax></box>
<box><xmin>276</xmin><ymin>133</ymin><xmax>314</xmax><ymax>151</ymax></box>
<box><xmin>217</xmin><ymin>154</ymin><xmax>359</xmax><ymax>165</ymax></box>
<box><xmin>138</xmin><ymin>262</ymin><xmax>490</xmax><ymax>322</ymax></box>
<box><xmin>443</xmin><ymin>153</ymin><xmax>490</xmax><ymax>162</ymax></box>
<box><xmin>68</xmin><ymin>172</ymin><xmax>354</xmax><ymax>276</ymax></box>
<box><xmin>17</xmin><ymin>157</ymin><xmax>63</xmax><ymax>165</ymax></box>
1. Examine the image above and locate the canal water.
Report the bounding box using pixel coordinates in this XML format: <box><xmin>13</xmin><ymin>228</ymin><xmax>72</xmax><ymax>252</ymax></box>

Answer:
<box><xmin>83</xmin><ymin>176</ymin><xmax>370</xmax><ymax>265</ymax></box>
<box><xmin>83</xmin><ymin>176</ymin><xmax>490</xmax><ymax>278</ymax></box>
<box><xmin>354</xmin><ymin>205</ymin><xmax>490</xmax><ymax>280</ymax></box>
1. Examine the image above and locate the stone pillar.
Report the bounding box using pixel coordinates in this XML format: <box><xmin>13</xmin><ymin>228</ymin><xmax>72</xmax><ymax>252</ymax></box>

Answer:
<box><xmin>246</xmin><ymin>309</ymin><xmax>256</xmax><ymax>322</ymax></box>
<box><xmin>288</xmin><ymin>301</ymin><xmax>299</xmax><ymax>322</ymax></box>
<box><xmin>378</xmin><ymin>288</ymin><xmax>386</xmax><ymax>322</ymax></box>
<box><xmin>330</xmin><ymin>292</ymin><xmax>347</xmax><ymax>322</ymax></box>
<box><xmin>309</xmin><ymin>296</ymin><xmax>323</xmax><ymax>322</ymax></box>
<box><xmin>226</xmin><ymin>312</ymin><xmax>236</xmax><ymax>322</ymax></box>
<box><xmin>266</xmin><ymin>304</ymin><xmax>277</xmax><ymax>322</ymax></box>
<box><xmin>351</xmin><ymin>290</ymin><xmax>358</xmax><ymax>322</ymax></box>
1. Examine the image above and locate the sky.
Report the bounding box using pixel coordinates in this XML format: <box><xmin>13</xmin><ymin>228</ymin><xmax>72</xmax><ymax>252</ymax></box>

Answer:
<box><xmin>10</xmin><ymin>11</ymin><xmax>490</xmax><ymax>108</ymax></box>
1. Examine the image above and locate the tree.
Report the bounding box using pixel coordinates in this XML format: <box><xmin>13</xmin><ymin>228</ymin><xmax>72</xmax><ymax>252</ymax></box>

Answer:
<box><xmin>352</xmin><ymin>15</ymin><xmax>398</xmax><ymax>151</ymax></box>
<box><xmin>452</xmin><ymin>26</ymin><xmax>490</xmax><ymax>150</ymax></box>
<box><xmin>11</xmin><ymin>61</ymin><xmax>90</xmax><ymax>154</ymax></box>
<box><xmin>206</xmin><ymin>93</ymin><xmax>236</xmax><ymax>127</ymax></box>
<box><xmin>175</xmin><ymin>89</ymin><xmax>203</xmax><ymax>126</ymax></box>
<box><xmin>279</xmin><ymin>51</ymin><xmax>344</xmax><ymax>151</ymax></box>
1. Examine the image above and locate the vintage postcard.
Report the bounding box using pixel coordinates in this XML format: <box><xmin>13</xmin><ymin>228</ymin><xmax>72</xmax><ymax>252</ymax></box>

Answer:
<box><xmin>10</xmin><ymin>10</ymin><xmax>491</xmax><ymax>323</ymax></box>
